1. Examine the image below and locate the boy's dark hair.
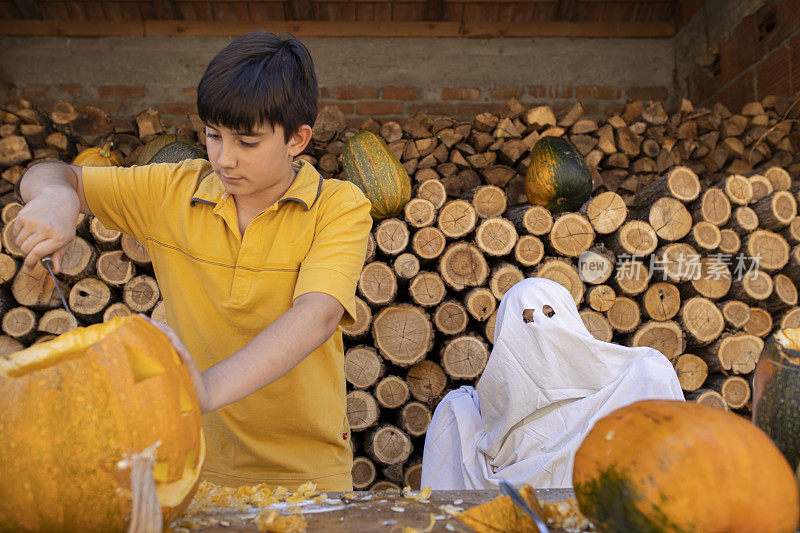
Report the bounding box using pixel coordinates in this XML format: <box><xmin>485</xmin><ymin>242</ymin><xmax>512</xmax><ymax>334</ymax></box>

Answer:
<box><xmin>197</xmin><ymin>31</ymin><xmax>317</xmax><ymax>142</ymax></box>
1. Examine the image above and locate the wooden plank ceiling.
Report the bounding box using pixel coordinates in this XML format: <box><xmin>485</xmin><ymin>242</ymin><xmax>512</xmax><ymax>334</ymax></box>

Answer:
<box><xmin>0</xmin><ymin>0</ymin><xmax>683</xmax><ymax>37</ymax></box>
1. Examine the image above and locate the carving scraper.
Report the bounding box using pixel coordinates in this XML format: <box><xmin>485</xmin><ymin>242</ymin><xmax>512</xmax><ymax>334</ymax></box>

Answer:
<box><xmin>41</xmin><ymin>256</ymin><xmax>78</xmax><ymax>329</ymax></box>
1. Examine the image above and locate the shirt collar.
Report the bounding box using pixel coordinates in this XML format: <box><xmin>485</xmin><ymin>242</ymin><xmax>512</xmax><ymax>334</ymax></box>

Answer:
<box><xmin>190</xmin><ymin>160</ymin><xmax>323</xmax><ymax>211</ymax></box>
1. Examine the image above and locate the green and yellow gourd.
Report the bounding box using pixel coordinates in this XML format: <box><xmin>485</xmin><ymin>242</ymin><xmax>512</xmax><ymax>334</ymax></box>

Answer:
<box><xmin>525</xmin><ymin>136</ymin><xmax>592</xmax><ymax>214</ymax></box>
<box><xmin>753</xmin><ymin>328</ymin><xmax>800</xmax><ymax>470</ymax></box>
<box><xmin>136</xmin><ymin>134</ymin><xmax>205</xmax><ymax>166</ymax></box>
<box><xmin>341</xmin><ymin>131</ymin><xmax>412</xmax><ymax>220</ymax></box>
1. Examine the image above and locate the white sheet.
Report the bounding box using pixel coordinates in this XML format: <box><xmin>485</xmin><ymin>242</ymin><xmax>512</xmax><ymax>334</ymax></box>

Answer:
<box><xmin>421</xmin><ymin>277</ymin><xmax>684</xmax><ymax>489</ymax></box>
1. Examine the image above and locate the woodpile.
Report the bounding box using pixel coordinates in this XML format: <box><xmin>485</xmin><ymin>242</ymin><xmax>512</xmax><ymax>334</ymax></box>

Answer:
<box><xmin>1</xmin><ymin>93</ymin><xmax>800</xmax><ymax>492</ymax></box>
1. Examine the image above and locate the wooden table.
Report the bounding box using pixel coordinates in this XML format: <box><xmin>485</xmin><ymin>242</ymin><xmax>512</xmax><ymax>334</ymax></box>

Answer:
<box><xmin>186</xmin><ymin>489</ymin><xmax>576</xmax><ymax>532</ymax></box>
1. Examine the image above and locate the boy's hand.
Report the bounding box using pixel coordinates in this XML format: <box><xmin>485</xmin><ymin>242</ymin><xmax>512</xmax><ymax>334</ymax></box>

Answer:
<box><xmin>142</xmin><ymin>315</ymin><xmax>214</xmax><ymax>414</ymax></box>
<box><xmin>14</xmin><ymin>189</ymin><xmax>81</xmax><ymax>272</ymax></box>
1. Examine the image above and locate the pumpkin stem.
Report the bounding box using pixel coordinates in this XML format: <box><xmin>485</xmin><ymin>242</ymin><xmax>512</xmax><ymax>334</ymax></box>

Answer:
<box><xmin>126</xmin><ymin>441</ymin><xmax>164</xmax><ymax>533</ymax></box>
<box><xmin>99</xmin><ymin>142</ymin><xmax>114</xmax><ymax>159</ymax></box>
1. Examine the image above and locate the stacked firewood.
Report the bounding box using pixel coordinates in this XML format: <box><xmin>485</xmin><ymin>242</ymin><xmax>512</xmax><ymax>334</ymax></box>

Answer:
<box><xmin>1</xmin><ymin>93</ymin><xmax>799</xmax><ymax>492</ymax></box>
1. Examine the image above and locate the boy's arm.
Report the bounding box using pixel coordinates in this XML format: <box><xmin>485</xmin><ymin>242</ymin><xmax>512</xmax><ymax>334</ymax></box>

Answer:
<box><xmin>148</xmin><ymin>291</ymin><xmax>344</xmax><ymax>413</ymax></box>
<box><xmin>14</xmin><ymin>162</ymin><xmax>92</xmax><ymax>271</ymax></box>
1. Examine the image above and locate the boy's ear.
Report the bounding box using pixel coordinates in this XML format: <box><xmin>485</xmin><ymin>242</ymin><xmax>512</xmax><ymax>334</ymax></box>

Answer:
<box><xmin>289</xmin><ymin>125</ymin><xmax>313</xmax><ymax>157</ymax></box>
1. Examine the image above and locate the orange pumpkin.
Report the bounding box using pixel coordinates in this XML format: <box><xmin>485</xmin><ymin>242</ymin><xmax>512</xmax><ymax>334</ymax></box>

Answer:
<box><xmin>72</xmin><ymin>142</ymin><xmax>121</xmax><ymax>166</ymax></box>
<box><xmin>0</xmin><ymin>315</ymin><xmax>204</xmax><ymax>532</ymax></box>
<box><xmin>573</xmin><ymin>400</ymin><xmax>799</xmax><ymax>533</ymax></box>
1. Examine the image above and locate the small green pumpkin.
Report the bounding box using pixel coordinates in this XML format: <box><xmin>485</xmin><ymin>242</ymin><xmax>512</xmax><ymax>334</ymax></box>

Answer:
<box><xmin>753</xmin><ymin>328</ymin><xmax>800</xmax><ymax>470</ymax></box>
<box><xmin>525</xmin><ymin>136</ymin><xmax>592</xmax><ymax>214</ymax></box>
<box><xmin>136</xmin><ymin>134</ymin><xmax>205</xmax><ymax>166</ymax></box>
<box><xmin>341</xmin><ymin>131</ymin><xmax>412</xmax><ymax>220</ymax></box>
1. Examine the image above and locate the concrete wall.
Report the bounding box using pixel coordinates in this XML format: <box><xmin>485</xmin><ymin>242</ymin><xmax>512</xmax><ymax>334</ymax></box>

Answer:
<box><xmin>0</xmin><ymin>35</ymin><xmax>674</xmax><ymax>124</ymax></box>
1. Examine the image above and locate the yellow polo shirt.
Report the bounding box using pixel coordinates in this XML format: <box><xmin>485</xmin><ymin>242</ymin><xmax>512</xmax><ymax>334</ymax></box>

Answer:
<box><xmin>82</xmin><ymin>158</ymin><xmax>372</xmax><ymax>490</ymax></box>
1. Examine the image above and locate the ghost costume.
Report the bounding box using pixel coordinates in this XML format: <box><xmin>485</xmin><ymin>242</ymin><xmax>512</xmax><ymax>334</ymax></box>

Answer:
<box><xmin>420</xmin><ymin>277</ymin><xmax>684</xmax><ymax>489</ymax></box>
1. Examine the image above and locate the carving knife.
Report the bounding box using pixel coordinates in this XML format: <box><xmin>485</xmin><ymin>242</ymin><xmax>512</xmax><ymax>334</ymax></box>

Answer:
<box><xmin>41</xmin><ymin>256</ymin><xmax>78</xmax><ymax>330</ymax></box>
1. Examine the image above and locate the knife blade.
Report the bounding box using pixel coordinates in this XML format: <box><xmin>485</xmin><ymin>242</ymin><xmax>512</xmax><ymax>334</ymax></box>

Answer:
<box><xmin>498</xmin><ymin>479</ymin><xmax>550</xmax><ymax>533</ymax></box>
<box><xmin>41</xmin><ymin>256</ymin><xmax>78</xmax><ymax>330</ymax></box>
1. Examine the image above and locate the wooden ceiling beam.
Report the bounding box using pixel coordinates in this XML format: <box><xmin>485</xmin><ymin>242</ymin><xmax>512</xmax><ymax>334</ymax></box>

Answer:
<box><xmin>557</xmin><ymin>0</ymin><xmax>579</xmax><ymax>21</ymax></box>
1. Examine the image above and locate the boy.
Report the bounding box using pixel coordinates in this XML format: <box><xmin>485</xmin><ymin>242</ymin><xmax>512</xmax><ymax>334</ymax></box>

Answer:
<box><xmin>13</xmin><ymin>32</ymin><xmax>373</xmax><ymax>491</ymax></box>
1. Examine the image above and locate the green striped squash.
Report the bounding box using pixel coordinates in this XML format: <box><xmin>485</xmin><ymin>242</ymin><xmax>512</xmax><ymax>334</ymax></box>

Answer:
<box><xmin>341</xmin><ymin>131</ymin><xmax>412</xmax><ymax>220</ymax></box>
<box><xmin>136</xmin><ymin>134</ymin><xmax>205</xmax><ymax>166</ymax></box>
<box><xmin>525</xmin><ymin>136</ymin><xmax>592</xmax><ymax>214</ymax></box>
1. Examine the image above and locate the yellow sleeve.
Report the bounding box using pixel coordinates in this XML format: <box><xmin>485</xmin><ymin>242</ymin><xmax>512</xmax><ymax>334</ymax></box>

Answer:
<box><xmin>293</xmin><ymin>182</ymin><xmax>373</xmax><ymax>326</ymax></box>
<box><xmin>82</xmin><ymin>161</ymin><xmax>210</xmax><ymax>239</ymax></box>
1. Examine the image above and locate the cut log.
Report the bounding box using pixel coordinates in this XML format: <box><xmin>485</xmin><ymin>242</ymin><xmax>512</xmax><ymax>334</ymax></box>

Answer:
<box><xmin>89</xmin><ymin>217</ymin><xmax>122</xmax><ymax>250</ymax></box>
<box><xmin>674</xmin><ymin>353</ymin><xmax>708</xmax><ymax>392</ymax></box>
<box><xmin>441</xmin><ymin>334</ymin><xmax>489</xmax><ymax>380</ymax></box>
<box><xmin>548</xmin><ymin>213</ymin><xmax>595</xmax><ymax>258</ymax></box>
<box><xmin>475</xmin><ymin>217</ymin><xmax>517</xmax><ymax>256</ymax></box>
<box><xmin>369</xmin><ymin>480</ymin><xmax>402</xmax><ymax>492</ymax></box>
<box><xmin>120</xmin><ymin>235</ymin><xmax>151</xmax><ymax>267</ymax></box>
<box><xmin>613</xmin><ymin>259</ymin><xmax>651</xmax><ymax>297</ymax></box>
<box><xmin>406</xmin><ymin>360</ymin><xmax>447</xmax><ymax>404</ymax></box>
<box><xmin>415</xmin><ymin>178</ymin><xmax>447</xmax><ymax>209</ymax></box>
<box><xmin>653</xmin><ymin>243</ymin><xmax>699</xmax><ymax>284</ymax></box>
<box><xmin>70</xmin><ymin>277</ymin><xmax>112</xmax><ymax>321</ymax></box>
<box><xmin>691</xmin><ymin>188</ymin><xmax>731</xmax><ymax>226</ymax></box>
<box><xmin>398</xmin><ymin>402</ymin><xmax>432</xmax><ymax>438</ymax></box>
<box><xmin>706</xmin><ymin>332</ymin><xmax>763</xmax><ymax>374</ymax></box>
<box><xmin>680</xmin><ymin>296</ymin><xmax>724</xmax><ymax>346</ymax></box>
<box><xmin>633</xmin><ymin>166</ymin><xmax>701</xmax><ymax>208</ymax></box>
<box><xmin>718</xmin><ymin>228</ymin><xmax>741</xmax><ymax>255</ymax></box>
<box><xmin>534</xmin><ymin>258</ymin><xmax>585</xmax><ymax>306</ymax></box>
<box><xmin>403</xmin><ymin>198</ymin><xmax>436</xmax><ymax>229</ymax></box>
<box><xmin>580</xmin><ymin>309</ymin><xmax>613</xmax><ymax>342</ymax></box>
<box><xmin>409</xmin><ymin>271</ymin><xmax>446</xmax><ymax>308</ymax></box>
<box><xmin>513</xmin><ymin>235</ymin><xmax>545</xmax><ymax>268</ymax></box>
<box><xmin>364</xmin><ymin>425</ymin><xmax>412</xmax><ymax>466</ymax></box>
<box><xmin>11</xmin><ymin>261</ymin><xmax>62</xmax><ymax>308</ymax></box>
<box><xmin>464</xmin><ymin>287</ymin><xmax>497</xmax><ymax>322</ymax></box>
<box><xmin>749</xmin><ymin>174</ymin><xmax>774</xmax><ymax>202</ymax></box>
<box><xmin>0</xmin><ymin>253</ymin><xmax>19</xmax><ymax>287</ymax></box>
<box><xmin>745</xmin><ymin>307</ymin><xmax>773</xmax><ymax>338</ymax></box>
<box><xmin>97</xmin><ymin>250</ymin><xmax>136</xmax><ymax>287</ymax></box>
<box><xmin>581</xmin><ymin>191</ymin><xmax>627</xmax><ymax>235</ymax></box>
<box><xmin>776</xmin><ymin>307</ymin><xmax>800</xmax><ymax>330</ymax></box>
<box><xmin>647</xmin><ymin>197</ymin><xmax>692</xmax><ymax>242</ymax></box>
<box><xmin>729</xmin><ymin>269</ymin><xmax>773</xmax><ymax>303</ymax></box>
<box><xmin>59</xmin><ymin>237</ymin><xmax>97</xmax><ymax>282</ymax></box>
<box><xmin>606</xmin><ymin>220</ymin><xmax>658</xmax><ymax>258</ymax></box>
<box><xmin>489</xmin><ymin>263</ymin><xmax>524</xmax><ymax>301</ymax></box>
<box><xmin>374</xmin><ymin>376</ymin><xmax>410</xmax><ymax>410</ymax></box>
<box><xmin>37</xmin><ymin>308</ymin><xmax>74</xmax><ymax>336</ymax></box>
<box><xmin>605</xmin><ymin>295</ymin><xmax>641</xmax><ymax>334</ymax></box>
<box><xmin>372</xmin><ymin>305</ymin><xmax>433</xmax><ymax>367</ymax></box>
<box><xmin>352</xmin><ymin>457</ymin><xmax>377</xmax><ymax>491</ymax></box>
<box><xmin>764</xmin><ymin>166</ymin><xmax>792</xmax><ymax>191</ymax></box>
<box><xmin>2</xmin><ymin>306</ymin><xmax>37</xmax><ymax>342</ymax></box>
<box><xmin>433</xmin><ymin>300</ymin><xmax>468</xmax><ymax>336</ymax></box>
<box><xmin>380</xmin><ymin>121</ymin><xmax>403</xmax><ymax>144</ymax></box>
<box><xmin>358</xmin><ymin>262</ymin><xmax>398</xmax><ymax>306</ymax></box>
<box><xmin>149</xmin><ymin>300</ymin><xmax>166</xmax><ymax>322</ymax></box>
<box><xmin>437</xmin><ymin>200</ymin><xmax>477</xmax><ymax>239</ymax></box>
<box><xmin>505</xmin><ymin>205</ymin><xmax>553</xmax><ymax>236</ymax></box>
<box><xmin>686</xmin><ymin>221</ymin><xmax>721</xmax><ymax>253</ymax></box>
<box><xmin>346</xmin><ymin>390</ymin><xmax>380</xmax><ymax>432</ymax></box>
<box><xmin>345</xmin><ymin>345</ymin><xmax>385</xmax><ymax>390</ymax></box>
<box><xmin>1</xmin><ymin>202</ymin><xmax>22</xmax><ymax>224</ymax></box>
<box><xmin>765</xmin><ymin>273</ymin><xmax>798</xmax><ymax>312</ymax></box>
<box><xmin>342</xmin><ymin>296</ymin><xmax>372</xmax><ymax>339</ymax></box>
<box><xmin>686</xmin><ymin>389</ymin><xmax>728</xmax><ymax>410</ymax></box>
<box><xmin>365</xmin><ymin>233</ymin><xmax>376</xmax><ymax>263</ymax></box>
<box><xmin>744</xmin><ymin>230</ymin><xmax>790</xmax><ymax>272</ymax></box>
<box><xmin>438</xmin><ymin>242</ymin><xmax>489</xmax><ymax>290</ymax></box>
<box><xmin>707</xmin><ymin>374</ymin><xmax>751</xmax><ymax>410</ymax></box>
<box><xmin>411</xmin><ymin>227</ymin><xmax>446</xmax><ymax>261</ymax></box>
<box><xmin>687</xmin><ymin>256</ymin><xmax>731</xmax><ymax>300</ymax></box>
<box><xmin>484</xmin><ymin>310</ymin><xmax>497</xmax><ymax>344</ymax></box>
<box><xmin>642</xmin><ymin>282</ymin><xmax>681</xmax><ymax>321</ymax></box>
<box><xmin>627</xmin><ymin>320</ymin><xmax>684</xmax><ymax>361</ymax></box>
<box><xmin>392</xmin><ymin>253</ymin><xmax>420</xmax><ymax>280</ymax></box>
<box><xmin>103</xmin><ymin>302</ymin><xmax>132</xmax><ymax>322</ymax></box>
<box><xmin>726</xmin><ymin>206</ymin><xmax>759</xmax><ymax>235</ymax></box>
<box><xmin>585</xmin><ymin>284</ymin><xmax>616</xmax><ymax>312</ymax></box>
<box><xmin>751</xmin><ymin>190</ymin><xmax>797</xmax><ymax>231</ymax></box>
<box><xmin>782</xmin><ymin>217</ymin><xmax>800</xmax><ymax>245</ymax></box>
<box><xmin>0</xmin><ymin>136</ymin><xmax>32</xmax><ymax>167</ymax></box>
<box><xmin>719</xmin><ymin>300</ymin><xmax>751</xmax><ymax>329</ymax></box>
<box><xmin>721</xmin><ymin>174</ymin><xmax>753</xmax><ymax>205</ymax></box>
<box><xmin>576</xmin><ymin>245</ymin><xmax>615</xmax><ymax>285</ymax></box>
<box><xmin>784</xmin><ymin>244</ymin><xmax>800</xmax><ymax>285</ymax></box>
<box><xmin>404</xmin><ymin>460</ymin><xmax>423</xmax><ymax>491</ymax></box>
<box><xmin>375</xmin><ymin>218</ymin><xmax>410</xmax><ymax>256</ymax></box>
<box><xmin>122</xmin><ymin>275</ymin><xmax>160</xmax><ymax>314</ymax></box>
<box><xmin>0</xmin><ymin>335</ymin><xmax>23</xmax><ymax>357</ymax></box>
<box><xmin>1</xmin><ymin>219</ymin><xmax>23</xmax><ymax>258</ymax></box>
<box><xmin>463</xmin><ymin>185</ymin><xmax>507</xmax><ymax>219</ymax></box>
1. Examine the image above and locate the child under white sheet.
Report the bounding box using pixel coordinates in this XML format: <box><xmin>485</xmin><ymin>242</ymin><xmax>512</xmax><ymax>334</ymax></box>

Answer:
<box><xmin>421</xmin><ymin>277</ymin><xmax>684</xmax><ymax>489</ymax></box>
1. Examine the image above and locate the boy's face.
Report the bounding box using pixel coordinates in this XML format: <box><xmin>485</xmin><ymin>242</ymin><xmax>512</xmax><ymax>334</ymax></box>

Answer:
<box><xmin>204</xmin><ymin>122</ymin><xmax>312</xmax><ymax>201</ymax></box>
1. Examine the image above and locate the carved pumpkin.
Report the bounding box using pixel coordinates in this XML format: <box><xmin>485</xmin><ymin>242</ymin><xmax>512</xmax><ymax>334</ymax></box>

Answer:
<box><xmin>573</xmin><ymin>400</ymin><xmax>799</xmax><ymax>533</ymax></box>
<box><xmin>72</xmin><ymin>142</ymin><xmax>121</xmax><ymax>167</ymax></box>
<box><xmin>0</xmin><ymin>315</ymin><xmax>205</xmax><ymax>532</ymax></box>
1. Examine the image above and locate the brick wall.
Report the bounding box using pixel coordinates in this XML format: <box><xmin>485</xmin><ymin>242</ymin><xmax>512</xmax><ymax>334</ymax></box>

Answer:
<box><xmin>685</xmin><ymin>0</ymin><xmax>800</xmax><ymax>113</ymax></box>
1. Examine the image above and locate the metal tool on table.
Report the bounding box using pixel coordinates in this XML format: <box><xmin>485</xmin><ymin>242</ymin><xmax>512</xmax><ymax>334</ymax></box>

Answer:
<box><xmin>41</xmin><ymin>256</ymin><xmax>78</xmax><ymax>330</ymax></box>
<box><xmin>498</xmin><ymin>479</ymin><xmax>550</xmax><ymax>533</ymax></box>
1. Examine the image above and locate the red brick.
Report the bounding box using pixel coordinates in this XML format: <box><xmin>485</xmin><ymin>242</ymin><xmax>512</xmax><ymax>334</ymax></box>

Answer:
<box><xmin>756</xmin><ymin>43</ymin><xmax>792</xmax><ymax>99</ymax></box>
<box><xmin>626</xmin><ymin>86</ymin><xmax>670</xmax><ymax>102</ymax></box>
<box><xmin>713</xmin><ymin>70</ymin><xmax>756</xmax><ymax>113</ymax></box>
<box><xmin>99</xmin><ymin>85</ymin><xmax>145</xmax><ymax>99</ymax></box>
<box><xmin>57</xmin><ymin>85</ymin><xmax>81</xmax><ymax>98</ymax></box>
<box><xmin>575</xmin><ymin>86</ymin><xmax>622</xmax><ymax>100</ymax></box>
<box><xmin>159</xmin><ymin>102</ymin><xmax>196</xmax><ymax>116</ymax></box>
<box><xmin>319</xmin><ymin>101</ymin><xmax>354</xmax><ymax>114</ymax></box>
<box><xmin>319</xmin><ymin>87</ymin><xmax>330</xmax><ymax>98</ymax></box>
<box><xmin>407</xmin><ymin>102</ymin><xmax>455</xmax><ymax>116</ymax></box>
<box><xmin>453</xmin><ymin>102</ymin><xmax>505</xmax><ymax>116</ymax></box>
<box><xmin>89</xmin><ymin>101</ymin><xmax>121</xmax><ymax>114</ymax></box>
<box><xmin>717</xmin><ymin>36</ymin><xmax>739</xmax><ymax>88</ymax></box>
<box><xmin>382</xmin><ymin>86</ymin><xmax>417</xmax><ymax>100</ymax></box>
<box><xmin>489</xmin><ymin>87</ymin><xmax>520</xmax><ymax>100</ymax></box>
<box><xmin>791</xmin><ymin>32</ymin><xmax>800</xmax><ymax>95</ymax></box>
<box><xmin>735</xmin><ymin>14</ymin><xmax>760</xmax><ymax>69</ymax></box>
<box><xmin>332</xmin><ymin>86</ymin><xmax>379</xmax><ymax>100</ymax></box>
<box><xmin>181</xmin><ymin>87</ymin><xmax>198</xmax><ymax>98</ymax></box>
<box><xmin>21</xmin><ymin>85</ymin><xmax>46</xmax><ymax>99</ymax></box>
<box><xmin>442</xmin><ymin>88</ymin><xmax>480</xmax><ymax>101</ymax></box>
<box><xmin>530</xmin><ymin>85</ymin><xmax>573</xmax><ymax>99</ymax></box>
<box><xmin>355</xmin><ymin>101</ymin><xmax>403</xmax><ymax>116</ymax></box>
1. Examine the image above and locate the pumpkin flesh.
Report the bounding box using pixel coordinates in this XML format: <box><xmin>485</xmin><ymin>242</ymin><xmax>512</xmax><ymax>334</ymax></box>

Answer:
<box><xmin>0</xmin><ymin>315</ymin><xmax>204</xmax><ymax>532</ymax></box>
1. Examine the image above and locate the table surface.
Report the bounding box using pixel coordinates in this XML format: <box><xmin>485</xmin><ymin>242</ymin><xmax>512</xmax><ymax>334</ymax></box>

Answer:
<box><xmin>183</xmin><ymin>488</ymin><xmax>577</xmax><ymax>532</ymax></box>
